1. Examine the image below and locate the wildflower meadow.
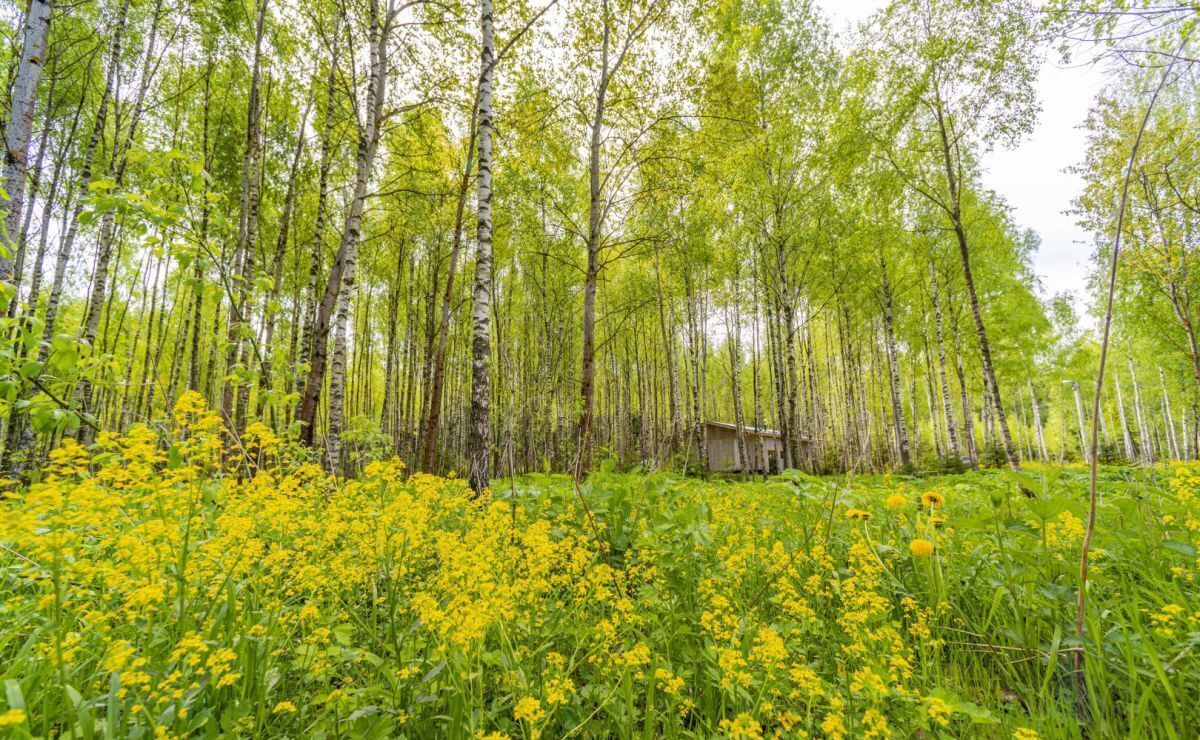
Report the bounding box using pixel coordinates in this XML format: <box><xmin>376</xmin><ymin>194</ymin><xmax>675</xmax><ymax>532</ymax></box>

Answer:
<box><xmin>2</xmin><ymin>395</ymin><xmax>1199</xmax><ymax>738</ymax></box>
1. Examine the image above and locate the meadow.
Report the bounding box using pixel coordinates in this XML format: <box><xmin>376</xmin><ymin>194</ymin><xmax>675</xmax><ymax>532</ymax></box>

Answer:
<box><xmin>1</xmin><ymin>395</ymin><xmax>1198</xmax><ymax>739</ymax></box>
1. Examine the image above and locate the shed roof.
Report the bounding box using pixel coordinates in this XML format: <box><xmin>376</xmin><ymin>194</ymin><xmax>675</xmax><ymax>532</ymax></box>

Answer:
<box><xmin>703</xmin><ymin>420</ymin><xmax>813</xmax><ymax>443</ymax></box>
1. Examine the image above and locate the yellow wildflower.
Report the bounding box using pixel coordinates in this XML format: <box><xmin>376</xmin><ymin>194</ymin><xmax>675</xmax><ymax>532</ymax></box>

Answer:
<box><xmin>909</xmin><ymin>539</ymin><xmax>934</xmax><ymax>558</ymax></box>
<box><xmin>719</xmin><ymin>712</ymin><xmax>763</xmax><ymax>739</ymax></box>
<box><xmin>924</xmin><ymin>695</ymin><xmax>952</xmax><ymax>727</ymax></box>
<box><xmin>514</xmin><ymin>696</ymin><xmax>543</xmax><ymax>724</ymax></box>
<box><xmin>0</xmin><ymin>709</ymin><xmax>27</xmax><ymax>728</ymax></box>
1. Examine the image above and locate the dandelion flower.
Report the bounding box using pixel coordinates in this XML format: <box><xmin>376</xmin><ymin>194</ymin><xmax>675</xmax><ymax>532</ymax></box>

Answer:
<box><xmin>845</xmin><ymin>508</ymin><xmax>871</xmax><ymax>521</ymax></box>
<box><xmin>273</xmin><ymin>701</ymin><xmax>297</xmax><ymax>714</ymax></box>
<box><xmin>921</xmin><ymin>491</ymin><xmax>944</xmax><ymax>507</ymax></box>
<box><xmin>909</xmin><ymin>539</ymin><xmax>934</xmax><ymax>558</ymax></box>
<box><xmin>885</xmin><ymin>494</ymin><xmax>907</xmax><ymax>509</ymax></box>
<box><xmin>1013</xmin><ymin>729</ymin><xmax>1040</xmax><ymax>740</ymax></box>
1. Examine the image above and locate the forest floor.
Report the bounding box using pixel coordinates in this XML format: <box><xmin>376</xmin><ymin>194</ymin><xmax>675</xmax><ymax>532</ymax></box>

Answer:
<box><xmin>2</xmin><ymin>406</ymin><xmax>1198</xmax><ymax>738</ymax></box>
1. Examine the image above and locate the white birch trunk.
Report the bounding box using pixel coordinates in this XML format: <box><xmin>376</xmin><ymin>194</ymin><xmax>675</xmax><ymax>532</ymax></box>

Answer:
<box><xmin>1159</xmin><ymin>367</ymin><xmax>1179</xmax><ymax>460</ymax></box>
<box><xmin>2</xmin><ymin>0</ymin><xmax>53</xmax><ymax>284</ymax></box>
<box><xmin>1071</xmin><ymin>381</ymin><xmax>1089</xmax><ymax>463</ymax></box>
<box><xmin>299</xmin><ymin>0</ymin><xmax>390</xmax><ymax>451</ymax></box>
<box><xmin>1029</xmin><ymin>379</ymin><xmax>1048</xmax><ymax>461</ymax></box>
<box><xmin>467</xmin><ymin>0</ymin><xmax>495</xmax><ymax>495</ymax></box>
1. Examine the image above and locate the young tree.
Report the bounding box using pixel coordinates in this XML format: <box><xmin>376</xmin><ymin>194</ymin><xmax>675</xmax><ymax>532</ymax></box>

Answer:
<box><xmin>2</xmin><ymin>0</ymin><xmax>54</xmax><ymax>283</ymax></box>
<box><xmin>866</xmin><ymin>0</ymin><xmax>1042</xmax><ymax>474</ymax></box>
<box><xmin>298</xmin><ymin>0</ymin><xmax>394</xmax><ymax>460</ymax></box>
<box><xmin>467</xmin><ymin>0</ymin><xmax>496</xmax><ymax>494</ymax></box>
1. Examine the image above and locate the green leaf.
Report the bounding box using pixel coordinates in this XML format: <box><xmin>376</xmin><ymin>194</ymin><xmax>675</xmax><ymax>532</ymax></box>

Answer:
<box><xmin>1160</xmin><ymin>540</ymin><xmax>1196</xmax><ymax>557</ymax></box>
<box><xmin>4</xmin><ymin>679</ymin><xmax>25</xmax><ymax>709</ymax></box>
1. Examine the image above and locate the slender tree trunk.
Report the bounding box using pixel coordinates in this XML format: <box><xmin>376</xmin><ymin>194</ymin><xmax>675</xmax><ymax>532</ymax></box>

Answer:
<box><xmin>298</xmin><ymin>0</ymin><xmax>390</xmax><ymax>450</ymax></box>
<box><xmin>76</xmin><ymin>0</ymin><xmax>164</xmax><ymax>438</ymax></box>
<box><xmin>5</xmin><ymin>0</ymin><xmax>125</xmax><ymax>469</ymax></box>
<box><xmin>327</xmin><ymin>288</ymin><xmax>353</xmax><ymax>472</ymax></box>
<box><xmin>24</xmin><ymin>128</ymin><xmax>71</xmax><ymax>307</ymax></box>
<box><xmin>574</xmin><ymin>13</ymin><xmax>611</xmax><ymax>481</ymax></box>
<box><xmin>298</xmin><ymin>33</ymin><xmax>341</xmax><ymax>393</ymax></box>
<box><xmin>929</xmin><ymin>260</ymin><xmax>961</xmax><ymax>457</ymax></box>
<box><xmin>944</xmin><ymin>287</ymin><xmax>977</xmax><ymax>464</ymax></box>
<box><xmin>381</xmin><ymin>245</ymin><xmax>404</xmax><ymax>440</ymax></box>
<box><xmin>1029</xmin><ymin>379</ymin><xmax>1048</xmax><ymax>461</ymax></box>
<box><xmin>933</xmin><ymin>95</ymin><xmax>1020</xmax><ymax>473</ymax></box>
<box><xmin>188</xmin><ymin>57</ymin><xmax>215</xmax><ymax>393</ymax></box>
<box><xmin>880</xmin><ymin>266</ymin><xmax>910</xmax><ymax>468</ymax></box>
<box><xmin>9</xmin><ymin>44</ymin><xmax>59</xmax><ymax>311</ymax></box>
<box><xmin>1113</xmin><ymin>374</ymin><xmax>1134</xmax><ymax>460</ymax></box>
<box><xmin>258</xmin><ymin>94</ymin><xmax>310</xmax><ymax>426</ymax></box>
<box><xmin>467</xmin><ymin>0</ymin><xmax>495</xmax><ymax>495</ymax></box>
<box><xmin>1</xmin><ymin>0</ymin><xmax>54</xmax><ymax>285</ymax></box>
<box><xmin>42</xmin><ymin>0</ymin><xmax>128</xmax><ymax>352</ymax></box>
<box><xmin>726</xmin><ymin>276</ymin><xmax>749</xmax><ymax>478</ymax></box>
<box><xmin>684</xmin><ymin>274</ymin><xmax>707</xmax><ymax>469</ymax></box>
<box><xmin>1129</xmin><ymin>355</ymin><xmax>1152</xmax><ymax>462</ymax></box>
<box><xmin>420</xmin><ymin>145</ymin><xmax>476</xmax><ymax>470</ymax></box>
<box><xmin>221</xmin><ymin>0</ymin><xmax>268</xmax><ymax>437</ymax></box>
<box><xmin>1159</xmin><ymin>366</ymin><xmax>1179</xmax><ymax>460</ymax></box>
<box><xmin>775</xmin><ymin>239</ymin><xmax>801</xmax><ymax>467</ymax></box>
<box><xmin>654</xmin><ymin>247</ymin><xmax>682</xmax><ymax>453</ymax></box>
<box><xmin>1069</xmin><ymin>380</ymin><xmax>1089</xmax><ymax>463</ymax></box>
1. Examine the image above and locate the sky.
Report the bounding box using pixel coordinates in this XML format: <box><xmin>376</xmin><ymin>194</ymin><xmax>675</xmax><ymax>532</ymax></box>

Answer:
<box><xmin>817</xmin><ymin>0</ymin><xmax>1112</xmax><ymax>314</ymax></box>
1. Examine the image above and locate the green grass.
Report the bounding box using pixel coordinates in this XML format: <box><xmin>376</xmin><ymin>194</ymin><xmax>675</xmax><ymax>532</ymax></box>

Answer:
<box><xmin>2</xmin><ymin>430</ymin><xmax>1198</xmax><ymax>738</ymax></box>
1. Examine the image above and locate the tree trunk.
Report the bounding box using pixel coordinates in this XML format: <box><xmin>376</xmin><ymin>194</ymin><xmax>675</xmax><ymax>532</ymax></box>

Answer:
<box><xmin>467</xmin><ymin>0</ymin><xmax>495</xmax><ymax>496</ymax></box>
<box><xmin>1</xmin><ymin>0</ymin><xmax>54</xmax><ymax>285</ymax></box>
<box><xmin>1159</xmin><ymin>366</ymin><xmax>1179</xmax><ymax>461</ymax></box>
<box><xmin>76</xmin><ymin>0</ymin><xmax>164</xmax><ymax>438</ymax></box>
<box><xmin>1029</xmin><ymin>379</ymin><xmax>1048</xmax><ymax>461</ymax></box>
<box><xmin>221</xmin><ymin>0</ymin><xmax>268</xmax><ymax>437</ymax></box>
<box><xmin>298</xmin><ymin>0</ymin><xmax>390</xmax><ymax>450</ymax></box>
<box><xmin>297</xmin><ymin>30</ymin><xmax>341</xmax><ymax>394</ymax></box>
<box><xmin>880</xmin><ymin>266</ymin><xmax>910</xmax><ymax>468</ymax></box>
<box><xmin>1129</xmin><ymin>355</ymin><xmax>1152</xmax><ymax>462</ymax></box>
<box><xmin>42</xmin><ymin>0</ymin><xmax>129</xmax><ymax>352</ymax></box>
<box><xmin>1112</xmin><ymin>374</ymin><xmax>1133</xmax><ymax>460</ymax></box>
<box><xmin>420</xmin><ymin>143</ymin><xmax>476</xmax><ymax>471</ymax></box>
<box><xmin>574</xmin><ymin>14</ymin><xmax>611</xmax><ymax>482</ymax></box>
<box><xmin>258</xmin><ymin>93</ymin><xmax>310</xmax><ymax>427</ymax></box>
<box><xmin>381</xmin><ymin>245</ymin><xmax>404</xmax><ymax>440</ymax></box>
<box><xmin>9</xmin><ymin>38</ymin><xmax>60</xmax><ymax>312</ymax></box>
<box><xmin>654</xmin><ymin>247</ymin><xmax>682</xmax><ymax>454</ymax></box>
<box><xmin>929</xmin><ymin>260</ymin><xmax>960</xmax><ymax>457</ymax></box>
<box><xmin>933</xmin><ymin>94</ymin><xmax>1020</xmax><ymax>473</ymax></box>
<box><xmin>1068</xmin><ymin>380</ymin><xmax>1088</xmax><ymax>463</ymax></box>
<box><xmin>726</xmin><ymin>275</ymin><xmax>749</xmax><ymax>478</ymax></box>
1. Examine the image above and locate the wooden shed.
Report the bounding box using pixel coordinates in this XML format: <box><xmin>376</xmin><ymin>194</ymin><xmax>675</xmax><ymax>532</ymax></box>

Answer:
<box><xmin>703</xmin><ymin>421</ymin><xmax>806</xmax><ymax>474</ymax></box>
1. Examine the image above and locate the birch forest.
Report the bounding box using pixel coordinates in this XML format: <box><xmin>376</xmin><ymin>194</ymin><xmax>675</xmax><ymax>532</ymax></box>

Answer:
<box><xmin>0</xmin><ymin>0</ymin><xmax>1191</xmax><ymax>485</ymax></box>
<box><xmin>2</xmin><ymin>0</ymin><xmax>1200</xmax><ymax>737</ymax></box>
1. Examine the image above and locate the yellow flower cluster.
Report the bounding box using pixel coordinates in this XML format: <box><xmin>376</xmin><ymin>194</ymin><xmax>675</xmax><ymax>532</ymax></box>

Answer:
<box><xmin>4</xmin><ymin>393</ymin><xmax>1163</xmax><ymax>737</ymax></box>
<box><xmin>1170</xmin><ymin>464</ymin><xmax>1200</xmax><ymax>505</ymax></box>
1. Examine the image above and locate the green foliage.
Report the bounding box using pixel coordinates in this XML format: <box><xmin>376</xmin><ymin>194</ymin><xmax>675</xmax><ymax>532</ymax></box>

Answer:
<box><xmin>3</xmin><ymin>419</ymin><xmax>1200</xmax><ymax>737</ymax></box>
